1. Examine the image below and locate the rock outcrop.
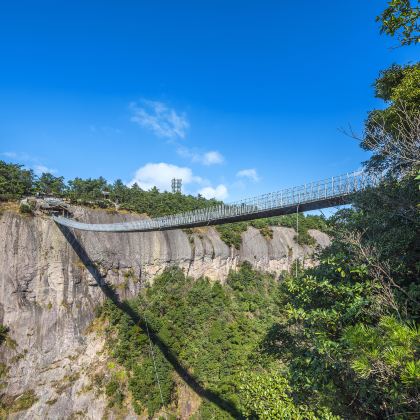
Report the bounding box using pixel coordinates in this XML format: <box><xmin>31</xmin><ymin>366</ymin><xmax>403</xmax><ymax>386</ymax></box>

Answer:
<box><xmin>0</xmin><ymin>206</ymin><xmax>329</xmax><ymax>419</ymax></box>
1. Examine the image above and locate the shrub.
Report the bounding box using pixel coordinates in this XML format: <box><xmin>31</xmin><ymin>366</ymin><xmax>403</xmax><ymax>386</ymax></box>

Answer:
<box><xmin>0</xmin><ymin>325</ymin><xmax>8</xmax><ymax>346</ymax></box>
<box><xmin>19</xmin><ymin>203</ymin><xmax>33</xmax><ymax>214</ymax></box>
<box><xmin>105</xmin><ymin>378</ymin><xmax>124</xmax><ymax>407</ymax></box>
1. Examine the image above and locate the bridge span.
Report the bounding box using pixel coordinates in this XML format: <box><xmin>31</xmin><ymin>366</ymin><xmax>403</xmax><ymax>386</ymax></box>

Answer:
<box><xmin>52</xmin><ymin>171</ymin><xmax>380</xmax><ymax>233</ymax></box>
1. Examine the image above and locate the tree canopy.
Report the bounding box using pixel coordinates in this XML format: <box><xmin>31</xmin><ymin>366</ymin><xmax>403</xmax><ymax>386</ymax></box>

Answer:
<box><xmin>0</xmin><ymin>161</ymin><xmax>34</xmax><ymax>200</ymax></box>
<box><xmin>377</xmin><ymin>0</ymin><xmax>420</xmax><ymax>46</ymax></box>
<box><xmin>361</xmin><ymin>63</ymin><xmax>420</xmax><ymax>176</ymax></box>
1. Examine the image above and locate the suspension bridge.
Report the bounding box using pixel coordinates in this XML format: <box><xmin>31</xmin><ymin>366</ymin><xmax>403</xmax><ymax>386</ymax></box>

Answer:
<box><xmin>52</xmin><ymin>170</ymin><xmax>381</xmax><ymax>232</ymax></box>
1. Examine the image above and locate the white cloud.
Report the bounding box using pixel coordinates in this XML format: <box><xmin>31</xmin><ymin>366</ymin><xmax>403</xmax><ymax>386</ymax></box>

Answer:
<box><xmin>130</xmin><ymin>100</ymin><xmax>189</xmax><ymax>139</ymax></box>
<box><xmin>33</xmin><ymin>165</ymin><xmax>57</xmax><ymax>175</ymax></box>
<box><xmin>198</xmin><ymin>184</ymin><xmax>228</xmax><ymax>200</ymax></box>
<box><xmin>128</xmin><ymin>162</ymin><xmax>227</xmax><ymax>199</ymax></box>
<box><xmin>177</xmin><ymin>147</ymin><xmax>225</xmax><ymax>166</ymax></box>
<box><xmin>236</xmin><ymin>168</ymin><xmax>260</xmax><ymax>182</ymax></box>
<box><xmin>128</xmin><ymin>162</ymin><xmax>204</xmax><ymax>191</ymax></box>
<box><xmin>201</xmin><ymin>151</ymin><xmax>224</xmax><ymax>165</ymax></box>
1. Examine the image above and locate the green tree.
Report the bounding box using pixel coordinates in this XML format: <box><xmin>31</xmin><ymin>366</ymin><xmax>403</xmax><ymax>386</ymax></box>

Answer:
<box><xmin>361</xmin><ymin>64</ymin><xmax>420</xmax><ymax>176</ymax></box>
<box><xmin>264</xmin><ymin>244</ymin><xmax>419</xmax><ymax>418</ymax></box>
<box><xmin>67</xmin><ymin>177</ymin><xmax>109</xmax><ymax>204</ymax></box>
<box><xmin>109</xmin><ymin>179</ymin><xmax>130</xmax><ymax>204</ymax></box>
<box><xmin>377</xmin><ymin>0</ymin><xmax>420</xmax><ymax>46</ymax></box>
<box><xmin>239</xmin><ymin>371</ymin><xmax>338</xmax><ymax>419</ymax></box>
<box><xmin>0</xmin><ymin>161</ymin><xmax>34</xmax><ymax>200</ymax></box>
<box><xmin>35</xmin><ymin>173</ymin><xmax>66</xmax><ymax>196</ymax></box>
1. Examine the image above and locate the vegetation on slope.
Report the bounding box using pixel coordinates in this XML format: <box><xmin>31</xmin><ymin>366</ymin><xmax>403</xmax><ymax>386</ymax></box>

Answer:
<box><xmin>0</xmin><ymin>390</ymin><xmax>38</xmax><ymax>417</ymax></box>
<box><xmin>97</xmin><ymin>264</ymin><xmax>337</xmax><ymax>419</ymax></box>
<box><xmin>216</xmin><ymin>214</ymin><xmax>328</xmax><ymax>249</ymax></box>
<box><xmin>0</xmin><ymin>325</ymin><xmax>9</xmax><ymax>347</ymax></box>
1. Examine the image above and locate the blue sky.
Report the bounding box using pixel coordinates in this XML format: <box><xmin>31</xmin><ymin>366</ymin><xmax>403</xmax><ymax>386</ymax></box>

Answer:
<box><xmin>0</xmin><ymin>1</ymin><xmax>417</xmax><ymax>201</ymax></box>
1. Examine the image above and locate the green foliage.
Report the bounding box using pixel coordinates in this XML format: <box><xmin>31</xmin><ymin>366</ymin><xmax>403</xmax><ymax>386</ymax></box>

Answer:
<box><xmin>363</xmin><ymin>63</ymin><xmax>420</xmax><ymax>175</ymax></box>
<box><xmin>98</xmin><ymin>167</ymin><xmax>418</xmax><ymax>419</ymax></box>
<box><xmin>129</xmin><ymin>348</ymin><xmax>173</xmax><ymax>416</ymax></box>
<box><xmin>114</xmin><ymin>183</ymin><xmax>220</xmax><ymax>218</ymax></box>
<box><xmin>100</xmin><ymin>299</ymin><xmax>173</xmax><ymax>416</ymax></box>
<box><xmin>262</xmin><ymin>170</ymin><xmax>420</xmax><ymax>418</ymax></box>
<box><xmin>0</xmin><ymin>161</ymin><xmax>34</xmax><ymax>201</ymax></box>
<box><xmin>239</xmin><ymin>371</ymin><xmax>338</xmax><ymax>420</ymax></box>
<box><xmin>373</xmin><ymin>63</ymin><xmax>420</xmax><ymax>105</ymax></box>
<box><xmin>65</xmin><ymin>176</ymin><xmax>221</xmax><ymax>215</ymax></box>
<box><xmin>99</xmin><ymin>263</ymin><xmax>287</xmax><ymax>417</ymax></box>
<box><xmin>19</xmin><ymin>202</ymin><xmax>33</xmax><ymax>215</ymax></box>
<box><xmin>67</xmin><ymin>176</ymin><xmax>109</xmax><ymax>205</ymax></box>
<box><xmin>9</xmin><ymin>390</ymin><xmax>38</xmax><ymax>412</ymax></box>
<box><xmin>34</xmin><ymin>173</ymin><xmax>66</xmax><ymax>196</ymax></box>
<box><xmin>377</xmin><ymin>0</ymin><xmax>420</xmax><ymax>46</ymax></box>
<box><xmin>216</xmin><ymin>215</ymin><xmax>328</xmax><ymax>249</ymax></box>
<box><xmin>216</xmin><ymin>222</ymin><xmax>248</xmax><ymax>249</ymax></box>
<box><xmin>194</xmin><ymin>400</ymin><xmax>233</xmax><ymax>419</ymax></box>
<box><xmin>0</xmin><ymin>161</ymin><xmax>220</xmax><ymax>218</ymax></box>
<box><xmin>343</xmin><ymin>317</ymin><xmax>420</xmax><ymax>400</ymax></box>
<box><xmin>264</xmin><ymin>243</ymin><xmax>418</xmax><ymax>417</ymax></box>
<box><xmin>334</xmin><ymin>177</ymin><xmax>419</xmax><ymax>303</ymax></box>
<box><xmin>259</xmin><ymin>77</ymin><xmax>419</xmax><ymax>415</ymax></box>
<box><xmin>240</xmin><ymin>372</ymin><xmax>299</xmax><ymax>419</ymax></box>
<box><xmin>0</xmin><ymin>325</ymin><xmax>9</xmax><ymax>346</ymax></box>
<box><xmin>105</xmin><ymin>377</ymin><xmax>124</xmax><ymax>408</ymax></box>
<box><xmin>0</xmin><ymin>390</ymin><xmax>38</xmax><ymax>415</ymax></box>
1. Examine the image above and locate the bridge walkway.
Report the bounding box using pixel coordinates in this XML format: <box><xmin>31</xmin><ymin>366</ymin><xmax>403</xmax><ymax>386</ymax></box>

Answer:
<box><xmin>52</xmin><ymin>171</ymin><xmax>380</xmax><ymax>233</ymax></box>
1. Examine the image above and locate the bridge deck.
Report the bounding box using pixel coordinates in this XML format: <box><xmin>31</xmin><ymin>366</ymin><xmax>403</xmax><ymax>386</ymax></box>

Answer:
<box><xmin>53</xmin><ymin>171</ymin><xmax>380</xmax><ymax>233</ymax></box>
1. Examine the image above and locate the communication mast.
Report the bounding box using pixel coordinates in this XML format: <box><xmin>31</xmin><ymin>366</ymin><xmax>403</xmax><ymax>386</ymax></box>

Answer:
<box><xmin>171</xmin><ymin>178</ymin><xmax>182</xmax><ymax>194</ymax></box>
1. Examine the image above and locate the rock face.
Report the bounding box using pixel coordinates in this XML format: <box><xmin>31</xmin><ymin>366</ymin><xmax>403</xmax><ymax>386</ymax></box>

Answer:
<box><xmin>0</xmin><ymin>206</ymin><xmax>329</xmax><ymax>419</ymax></box>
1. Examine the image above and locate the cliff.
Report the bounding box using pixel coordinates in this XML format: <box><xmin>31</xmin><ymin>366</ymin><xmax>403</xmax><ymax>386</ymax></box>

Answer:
<box><xmin>0</xmin><ymin>205</ymin><xmax>329</xmax><ymax>419</ymax></box>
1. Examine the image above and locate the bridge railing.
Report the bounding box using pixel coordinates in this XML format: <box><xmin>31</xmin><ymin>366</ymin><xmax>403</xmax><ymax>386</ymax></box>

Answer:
<box><xmin>53</xmin><ymin>170</ymin><xmax>382</xmax><ymax>232</ymax></box>
<box><xmin>143</xmin><ymin>170</ymin><xmax>380</xmax><ymax>229</ymax></box>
